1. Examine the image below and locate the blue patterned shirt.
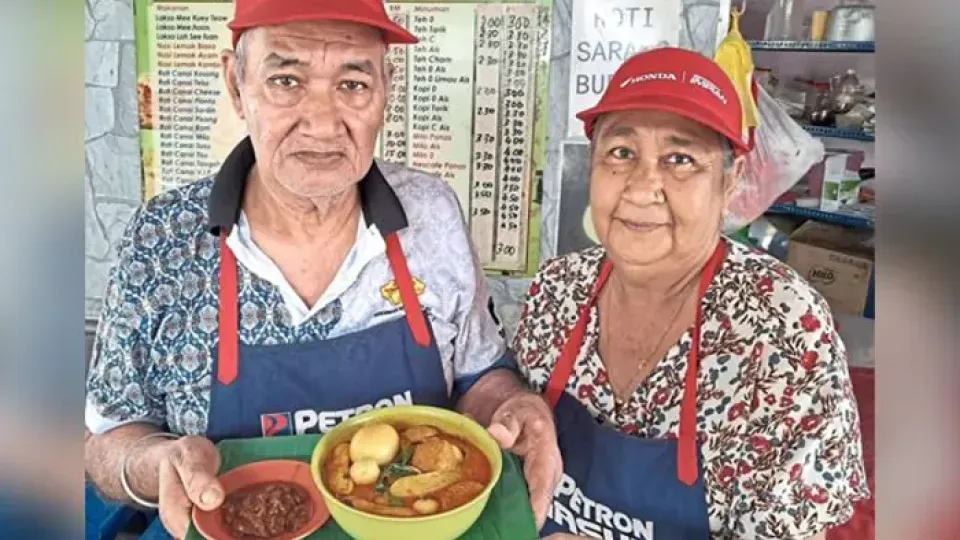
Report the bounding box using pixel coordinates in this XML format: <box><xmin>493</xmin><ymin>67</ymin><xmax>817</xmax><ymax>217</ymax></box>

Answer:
<box><xmin>85</xmin><ymin>148</ymin><xmax>510</xmax><ymax>436</ymax></box>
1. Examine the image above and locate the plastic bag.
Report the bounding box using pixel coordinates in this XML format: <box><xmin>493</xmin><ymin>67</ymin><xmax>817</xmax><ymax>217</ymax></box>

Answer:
<box><xmin>723</xmin><ymin>83</ymin><xmax>825</xmax><ymax>233</ymax></box>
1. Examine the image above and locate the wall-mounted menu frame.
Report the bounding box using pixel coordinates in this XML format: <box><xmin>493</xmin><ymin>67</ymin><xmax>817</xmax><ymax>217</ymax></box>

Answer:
<box><xmin>133</xmin><ymin>0</ymin><xmax>552</xmax><ymax>276</ymax></box>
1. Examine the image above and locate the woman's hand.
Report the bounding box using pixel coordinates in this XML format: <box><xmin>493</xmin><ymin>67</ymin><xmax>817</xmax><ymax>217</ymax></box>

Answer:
<box><xmin>543</xmin><ymin>533</ymin><xmax>591</xmax><ymax>540</ymax></box>
<box><xmin>487</xmin><ymin>392</ymin><xmax>562</xmax><ymax>529</ymax></box>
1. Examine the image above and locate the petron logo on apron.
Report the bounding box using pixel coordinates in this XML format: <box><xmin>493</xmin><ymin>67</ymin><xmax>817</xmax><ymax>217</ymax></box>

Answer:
<box><xmin>140</xmin><ymin>231</ymin><xmax>452</xmax><ymax>539</ymax></box>
<box><xmin>539</xmin><ymin>242</ymin><xmax>727</xmax><ymax>540</ymax></box>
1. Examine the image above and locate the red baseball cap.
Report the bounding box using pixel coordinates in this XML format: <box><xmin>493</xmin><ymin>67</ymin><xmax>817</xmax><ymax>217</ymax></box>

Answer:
<box><xmin>228</xmin><ymin>0</ymin><xmax>419</xmax><ymax>48</ymax></box>
<box><xmin>576</xmin><ymin>47</ymin><xmax>750</xmax><ymax>154</ymax></box>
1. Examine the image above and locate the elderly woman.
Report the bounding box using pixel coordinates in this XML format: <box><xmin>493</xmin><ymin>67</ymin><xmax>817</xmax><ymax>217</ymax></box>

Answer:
<box><xmin>517</xmin><ymin>48</ymin><xmax>869</xmax><ymax>540</ymax></box>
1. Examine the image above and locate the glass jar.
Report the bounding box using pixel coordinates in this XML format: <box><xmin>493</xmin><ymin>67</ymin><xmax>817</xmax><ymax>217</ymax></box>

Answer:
<box><xmin>764</xmin><ymin>0</ymin><xmax>806</xmax><ymax>40</ymax></box>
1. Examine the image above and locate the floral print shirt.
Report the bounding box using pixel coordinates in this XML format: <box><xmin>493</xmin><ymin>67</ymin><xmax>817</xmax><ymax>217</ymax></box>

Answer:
<box><xmin>513</xmin><ymin>239</ymin><xmax>869</xmax><ymax>539</ymax></box>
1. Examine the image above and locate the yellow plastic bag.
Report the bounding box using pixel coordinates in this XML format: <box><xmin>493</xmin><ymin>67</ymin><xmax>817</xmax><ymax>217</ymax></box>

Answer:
<box><xmin>714</xmin><ymin>7</ymin><xmax>759</xmax><ymax>138</ymax></box>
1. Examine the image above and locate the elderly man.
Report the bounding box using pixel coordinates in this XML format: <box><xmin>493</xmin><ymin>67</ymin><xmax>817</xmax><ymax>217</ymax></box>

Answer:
<box><xmin>84</xmin><ymin>1</ymin><xmax>560</xmax><ymax>538</ymax></box>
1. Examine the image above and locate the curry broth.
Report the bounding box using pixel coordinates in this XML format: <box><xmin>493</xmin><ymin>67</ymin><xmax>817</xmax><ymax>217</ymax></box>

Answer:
<box><xmin>322</xmin><ymin>423</ymin><xmax>492</xmax><ymax>517</ymax></box>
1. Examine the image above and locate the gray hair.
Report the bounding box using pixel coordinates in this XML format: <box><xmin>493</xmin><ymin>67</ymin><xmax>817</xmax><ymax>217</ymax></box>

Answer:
<box><xmin>590</xmin><ymin>114</ymin><xmax>736</xmax><ymax>172</ymax></box>
<box><xmin>234</xmin><ymin>31</ymin><xmax>250</xmax><ymax>82</ymax></box>
<box><xmin>720</xmin><ymin>139</ymin><xmax>734</xmax><ymax>170</ymax></box>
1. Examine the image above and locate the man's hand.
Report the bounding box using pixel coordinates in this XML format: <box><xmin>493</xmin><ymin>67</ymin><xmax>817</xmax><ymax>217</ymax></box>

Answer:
<box><xmin>156</xmin><ymin>436</ymin><xmax>223</xmax><ymax>539</ymax></box>
<box><xmin>487</xmin><ymin>392</ymin><xmax>562</xmax><ymax>530</ymax></box>
<box><xmin>543</xmin><ymin>534</ymin><xmax>589</xmax><ymax>540</ymax></box>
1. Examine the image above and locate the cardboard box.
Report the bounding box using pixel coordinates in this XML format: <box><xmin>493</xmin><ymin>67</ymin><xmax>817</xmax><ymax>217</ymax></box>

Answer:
<box><xmin>787</xmin><ymin>221</ymin><xmax>874</xmax><ymax>316</ymax></box>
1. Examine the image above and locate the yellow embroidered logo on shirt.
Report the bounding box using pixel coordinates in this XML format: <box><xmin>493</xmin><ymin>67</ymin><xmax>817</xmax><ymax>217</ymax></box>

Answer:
<box><xmin>380</xmin><ymin>278</ymin><xmax>426</xmax><ymax>307</ymax></box>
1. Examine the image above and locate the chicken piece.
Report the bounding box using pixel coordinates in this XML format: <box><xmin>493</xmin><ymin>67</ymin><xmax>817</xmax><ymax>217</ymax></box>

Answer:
<box><xmin>329</xmin><ymin>471</ymin><xmax>354</xmax><ymax>495</ymax></box>
<box><xmin>436</xmin><ymin>481</ymin><xmax>486</xmax><ymax>511</ymax></box>
<box><xmin>411</xmin><ymin>438</ymin><xmax>463</xmax><ymax>472</ymax></box>
<box><xmin>328</xmin><ymin>443</ymin><xmax>355</xmax><ymax>495</ymax></box>
<box><xmin>404</xmin><ymin>425</ymin><xmax>439</xmax><ymax>443</ymax></box>
<box><xmin>332</xmin><ymin>443</ymin><xmax>351</xmax><ymax>465</ymax></box>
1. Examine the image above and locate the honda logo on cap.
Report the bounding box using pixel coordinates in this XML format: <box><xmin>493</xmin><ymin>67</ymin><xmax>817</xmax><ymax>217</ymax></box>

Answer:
<box><xmin>618</xmin><ymin>70</ymin><xmax>728</xmax><ymax>105</ymax></box>
<box><xmin>620</xmin><ymin>72</ymin><xmax>678</xmax><ymax>88</ymax></box>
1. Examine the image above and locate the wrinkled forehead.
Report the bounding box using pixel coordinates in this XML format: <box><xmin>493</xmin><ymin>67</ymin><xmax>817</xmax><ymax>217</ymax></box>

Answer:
<box><xmin>594</xmin><ymin>109</ymin><xmax>724</xmax><ymax>149</ymax></box>
<box><xmin>244</xmin><ymin>20</ymin><xmax>387</xmax><ymax>61</ymax></box>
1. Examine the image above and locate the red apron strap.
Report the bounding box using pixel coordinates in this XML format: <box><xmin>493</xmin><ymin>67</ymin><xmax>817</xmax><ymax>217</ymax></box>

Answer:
<box><xmin>544</xmin><ymin>305</ymin><xmax>590</xmax><ymax>409</ymax></box>
<box><xmin>544</xmin><ymin>259</ymin><xmax>613</xmax><ymax>408</ymax></box>
<box><xmin>217</xmin><ymin>234</ymin><xmax>239</xmax><ymax>386</ymax></box>
<box><xmin>384</xmin><ymin>232</ymin><xmax>431</xmax><ymax>348</ymax></box>
<box><xmin>677</xmin><ymin>241</ymin><xmax>727</xmax><ymax>486</ymax></box>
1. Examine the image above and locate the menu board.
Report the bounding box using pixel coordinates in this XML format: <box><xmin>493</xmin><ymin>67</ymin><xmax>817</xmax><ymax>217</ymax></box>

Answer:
<box><xmin>135</xmin><ymin>2</ymin><xmax>236</xmax><ymax>192</ymax></box>
<box><xmin>133</xmin><ymin>0</ymin><xmax>551</xmax><ymax>275</ymax></box>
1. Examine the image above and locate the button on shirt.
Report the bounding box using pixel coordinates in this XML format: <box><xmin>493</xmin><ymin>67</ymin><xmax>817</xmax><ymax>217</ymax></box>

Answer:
<box><xmin>85</xmin><ymin>144</ymin><xmax>510</xmax><ymax>436</ymax></box>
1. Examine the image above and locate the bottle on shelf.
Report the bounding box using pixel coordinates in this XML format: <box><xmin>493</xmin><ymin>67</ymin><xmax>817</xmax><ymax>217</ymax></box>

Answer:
<box><xmin>810</xmin><ymin>10</ymin><xmax>829</xmax><ymax>41</ymax></box>
<box><xmin>763</xmin><ymin>0</ymin><xmax>806</xmax><ymax>40</ymax></box>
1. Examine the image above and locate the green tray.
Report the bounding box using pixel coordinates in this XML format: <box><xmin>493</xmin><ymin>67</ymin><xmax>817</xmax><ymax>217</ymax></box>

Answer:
<box><xmin>185</xmin><ymin>435</ymin><xmax>538</xmax><ymax>540</ymax></box>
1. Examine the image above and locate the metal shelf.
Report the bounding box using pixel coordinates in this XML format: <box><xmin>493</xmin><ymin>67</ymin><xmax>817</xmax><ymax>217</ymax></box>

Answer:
<box><xmin>749</xmin><ymin>40</ymin><xmax>875</xmax><ymax>53</ymax></box>
<box><xmin>802</xmin><ymin>125</ymin><xmax>875</xmax><ymax>142</ymax></box>
<box><xmin>766</xmin><ymin>204</ymin><xmax>874</xmax><ymax>229</ymax></box>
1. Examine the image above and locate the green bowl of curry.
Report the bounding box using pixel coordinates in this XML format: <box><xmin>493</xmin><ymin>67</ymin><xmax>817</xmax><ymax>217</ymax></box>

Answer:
<box><xmin>310</xmin><ymin>405</ymin><xmax>504</xmax><ymax>540</ymax></box>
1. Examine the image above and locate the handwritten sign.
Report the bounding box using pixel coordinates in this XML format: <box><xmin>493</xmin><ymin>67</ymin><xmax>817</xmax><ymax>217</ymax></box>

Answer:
<box><xmin>376</xmin><ymin>3</ymin><xmax>547</xmax><ymax>273</ymax></box>
<box><xmin>567</xmin><ymin>0</ymin><xmax>681</xmax><ymax>139</ymax></box>
<box><xmin>470</xmin><ymin>5</ymin><xmax>504</xmax><ymax>263</ymax></box>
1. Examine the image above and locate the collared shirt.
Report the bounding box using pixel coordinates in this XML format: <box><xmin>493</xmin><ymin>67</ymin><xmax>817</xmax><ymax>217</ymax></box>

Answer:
<box><xmin>512</xmin><ymin>239</ymin><xmax>870</xmax><ymax>539</ymax></box>
<box><xmin>85</xmin><ymin>138</ymin><xmax>510</xmax><ymax>436</ymax></box>
<box><xmin>227</xmin><ymin>210</ymin><xmax>385</xmax><ymax>326</ymax></box>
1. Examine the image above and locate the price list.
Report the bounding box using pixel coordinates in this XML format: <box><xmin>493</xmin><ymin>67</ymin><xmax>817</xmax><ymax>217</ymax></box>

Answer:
<box><xmin>370</xmin><ymin>3</ymin><xmax>545</xmax><ymax>272</ymax></box>
<box><xmin>147</xmin><ymin>2</ymin><xmax>233</xmax><ymax>193</ymax></box>
<box><xmin>404</xmin><ymin>4</ymin><xmax>477</xmax><ymax>207</ymax></box>
<box><xmin>493</xmin><ymin>5</ymin><xmax>538</xmax><ymax>267</ymax></box>
<box><xmin>469</xmin><ymin>5</ymin><xmax>504</xmax><ymax>266</ymax></box>
<box><xmin>380</xmin><ymin>4</ymin><xmax>410</xmax><ymax>165</ymax></box>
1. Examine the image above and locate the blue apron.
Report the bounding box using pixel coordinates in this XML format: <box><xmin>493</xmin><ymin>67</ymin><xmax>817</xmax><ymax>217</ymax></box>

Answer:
<box><xmin>138</xmin><ymin>231</ymin><xmax>450</xmax><ymax>539</ymax></box>
<box><xmin>539</xmin><ymin>242</ymin><xmax>726</xmax><ymax>540</ymax></box>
